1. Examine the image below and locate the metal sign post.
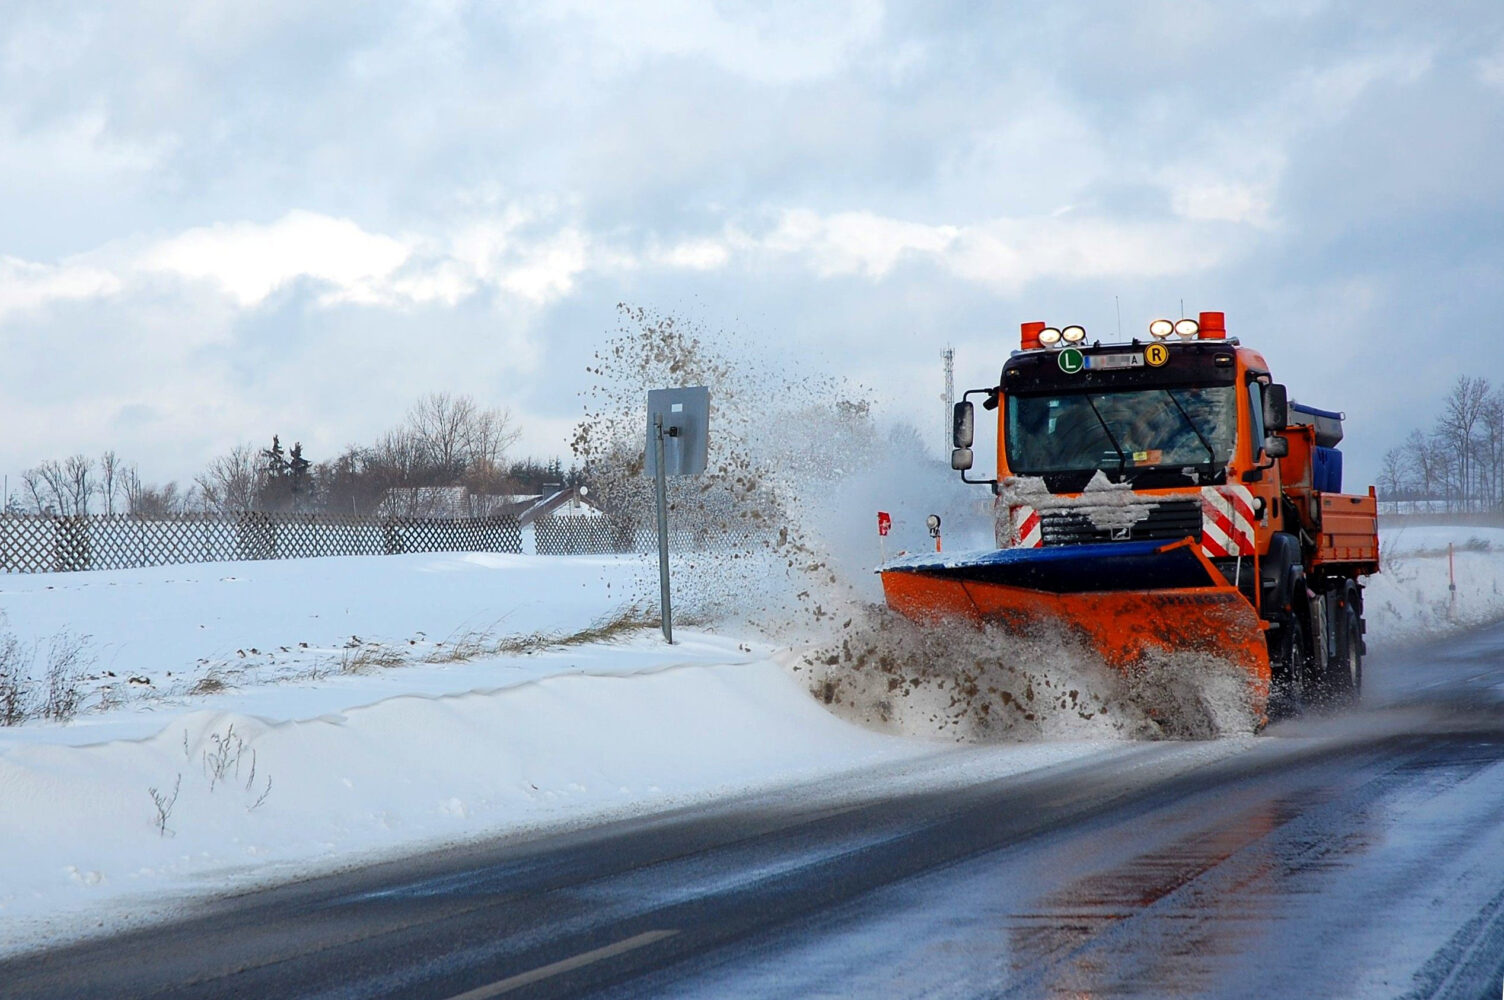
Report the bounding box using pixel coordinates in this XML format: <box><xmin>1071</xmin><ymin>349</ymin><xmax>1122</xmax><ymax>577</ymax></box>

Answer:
<box><xmin>652</xmin><ymin>412</ymin><xmax>674</xmax><ymax>643</ymax></box>
<box><xmin>645</xmin><ymin>387</ymin><xmax>710</xmax><ymax>644</ymax></box>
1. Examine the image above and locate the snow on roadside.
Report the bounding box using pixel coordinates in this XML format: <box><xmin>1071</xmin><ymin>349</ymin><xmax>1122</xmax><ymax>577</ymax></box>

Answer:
<box><xmin>0</xmin><ymin>637</ymin><xmax>919</xmax><ymax>957</ymax></box>
<box><xmin>0</xmin><ymin>552</ymin><xmax>1110</xmax><ymax>958</ymax></box>
<box><xmin>0</xmin><ymin>552</ymin><xmax>661</xmax><ymax>730</ymax></box>
<box><xmin>4</xmin><ymin>520</ymin><xmax>1502</xmax><ymax>958</ymax></box>
<box><xmin>1365</xmin><ymin>524</ymin><xmax>1504</xmax><ymax>645</ymax></box>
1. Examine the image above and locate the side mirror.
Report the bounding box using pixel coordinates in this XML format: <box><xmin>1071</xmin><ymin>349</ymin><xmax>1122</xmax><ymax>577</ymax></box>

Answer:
<box><xmin>1263</xmin><ymin>435</ymin><xmax>1289</xmax><ymax>459</ymax></box>
<box><xmin>951</xmin><ymin>447</ymin><xmax>974</xmax><ymax>471</ymax></box>
<box><xmin>1263</xmin><ymin>383</ymin><xmax>1288</xmax><ymax>432</ymax></box>
<box><xmin>952</xmin><ymin>401</ymin><xmax>975</xmax><ymax>449</ymax></box>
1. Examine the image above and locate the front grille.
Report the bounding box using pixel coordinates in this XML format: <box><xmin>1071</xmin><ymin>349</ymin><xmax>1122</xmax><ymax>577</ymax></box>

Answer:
<box><xmin>1039</xmin><ymin>499</ymin><xmax>1201</xmax><ymax>546</ymax></box>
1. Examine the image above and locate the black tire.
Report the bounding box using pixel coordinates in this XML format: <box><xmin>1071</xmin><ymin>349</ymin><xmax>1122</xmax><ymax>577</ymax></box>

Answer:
<box><xmin>1325</xmin><ymin>605</ymin><xmax>1363</xmax><ymax>708</ymax></box>
<box><xmin>1268</xmin><ymin>608</ymin><xmax>1310</xmax><ymax>718</ymax></box>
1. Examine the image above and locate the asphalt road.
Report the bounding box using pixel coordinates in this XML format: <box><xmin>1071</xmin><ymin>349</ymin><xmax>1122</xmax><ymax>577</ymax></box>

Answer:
<box><xmin>5</xmin><ymin>622</ymin><xmax>1504</xmax><ymax>999</ymax></box>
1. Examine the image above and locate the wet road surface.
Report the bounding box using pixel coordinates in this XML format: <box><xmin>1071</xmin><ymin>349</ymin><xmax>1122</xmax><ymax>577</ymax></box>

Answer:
<box><xmin>4</xmin><ymin>622</ymin><xmax>1504</xmax><ymax>999</ymax></box>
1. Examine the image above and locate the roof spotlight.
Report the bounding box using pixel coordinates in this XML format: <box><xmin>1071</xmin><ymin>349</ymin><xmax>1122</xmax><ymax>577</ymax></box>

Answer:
<box><xmin>1174</xmin><ymin>318</ymin><xmax>1200</xmax><ymax>339</ymax></box>
<box><xmin>1149</xmin><ymin>319</ymin><xmax>1174</xmax><ymax>339</ymax></box>
<box><xmin>1038</xmin><ymin>327</ymin><xmax>1063</xmax><ymax>347</ymax></box>
<box><xmin>1061</xmin><ymin>325</ymin><xmax>1086</xmax><ymax>344</ymax></box>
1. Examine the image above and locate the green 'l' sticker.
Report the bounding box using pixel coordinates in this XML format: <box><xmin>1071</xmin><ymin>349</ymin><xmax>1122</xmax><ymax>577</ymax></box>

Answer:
<box><xmin>1058</xmin><ymin>348</ymin><xmax>1084</xmax><ymax>374</ymax></box>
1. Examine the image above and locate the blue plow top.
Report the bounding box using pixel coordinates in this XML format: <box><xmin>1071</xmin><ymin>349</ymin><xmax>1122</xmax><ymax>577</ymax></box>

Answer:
<box><xmin>881</xmin><ymin>539</ymin><xmax>1229</xmax><ymax>594</ymax></box>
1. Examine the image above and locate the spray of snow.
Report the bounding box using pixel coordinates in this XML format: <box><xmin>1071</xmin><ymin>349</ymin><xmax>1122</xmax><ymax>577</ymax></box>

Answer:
<box><xmin>575</xmin><ymin>307</ymin><xmax>1258</xmax><ymax>740</ymax></box>
<box><xmin>793</xmin><ymin>608</ymin><xmax>1258</xmax><ymax>741</ymax></box>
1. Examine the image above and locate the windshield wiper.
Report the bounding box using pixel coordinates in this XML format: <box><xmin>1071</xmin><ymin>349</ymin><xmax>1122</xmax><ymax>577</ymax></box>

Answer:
<box><xmin>1083</xmin><ymin>393</ymin><xmax>1128</xmax><ymax>479</ymax></box>
<box><xmin>1164</xmin><ymin>389</ymin><xmax>1219</xmax><ymax>480</ymax></box>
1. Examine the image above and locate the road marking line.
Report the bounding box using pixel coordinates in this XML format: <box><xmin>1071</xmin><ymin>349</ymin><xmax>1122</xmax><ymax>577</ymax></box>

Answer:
<box><xmin>445</xmin><ymin>929</ymin><xmax>679</xmax><ymax>999</ymax></box>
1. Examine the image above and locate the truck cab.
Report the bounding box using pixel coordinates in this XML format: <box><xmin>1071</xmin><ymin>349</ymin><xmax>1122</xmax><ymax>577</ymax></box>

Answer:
<box><xmin>939</xmin><ymin>310</ymin><xmax>1379</xmax><ymax>715</ymax></box>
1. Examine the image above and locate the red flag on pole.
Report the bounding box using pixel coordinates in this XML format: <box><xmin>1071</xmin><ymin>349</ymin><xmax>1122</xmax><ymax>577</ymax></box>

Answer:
<box><xmin>877</xmin><ymin>511</ymin><xmax>891</xmax><ymax>537</ymax></box>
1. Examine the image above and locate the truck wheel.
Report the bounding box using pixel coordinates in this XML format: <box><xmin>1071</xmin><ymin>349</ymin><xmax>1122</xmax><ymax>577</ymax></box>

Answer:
<box><xmin>1269</xmin><ymin>611</ymin><xmax>1309</xmax><ymax>717</ymax></box>
<box><xmin>1325</xmin><ymin>606</ymin><xmax>1363</xmax><ymax>707</ymax></box>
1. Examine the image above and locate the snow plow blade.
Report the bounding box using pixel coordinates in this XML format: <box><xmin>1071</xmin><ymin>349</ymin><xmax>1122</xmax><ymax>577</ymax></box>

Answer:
<box><xmin>880</xmin><ymin>537</ymin><xmax>1270</xmax><ymax>720</ymax></box>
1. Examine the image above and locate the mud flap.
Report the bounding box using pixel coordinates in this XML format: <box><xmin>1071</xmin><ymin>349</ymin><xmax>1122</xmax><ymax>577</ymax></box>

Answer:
<box><xmin>880</xmin><ymin>538</ymin><xmax>1271</xmax><ymax>724</ymax></box>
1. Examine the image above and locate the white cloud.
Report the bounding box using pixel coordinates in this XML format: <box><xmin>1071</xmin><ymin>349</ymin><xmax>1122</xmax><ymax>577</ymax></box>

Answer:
<box><xmin>1478</xmin><ymin>44</ymin><xmax>1504</xmax><ymax>91</ymax></box>
<box><xmin>754</xmin><ymin>209</ymin><xmax>958</xmax><ymax>279</ymax></box>
<box><xmin>497</xmin><ymin>229</ymin><xmax>590</xmax><ymax>305</ymax></box>
<box><xmin>137</xmin><ymin>211</ymin><xmax>413</xmax><ymax>307</ymax></box>
<box><xmin>533</xmin><ymin>0</ymin><xmax>884</xmax><ymax>85</ymax></box>
<box><xmin>0</xmin><ymin>256</ymin><xmax>121</xmax><ymax>319</ymax></box>
<box><xmin>0</xmin><ymin>107</ymin><xmax>169</xmax><ymax>188</ymax></box>
<box><xmin>650</xmin><ymin>238</ymin><xmax>730</xmax><ymax>271</ymax></box>
<box><xmin>949</xmin><ymin>218</ymin><xmax>1224</xmax><ymax>290</ymax></box>
<box><xmin>1290</xmin><ymin>47</ymin><xmax>1434</xmax><ymax>121</ymax></box>
<box><xmin>1169</xmin><ymin>180</ymin><xmax>1276</xmax><ymax>226</ymax></box>
<box><xmin>738</xmin><ymin>208</ymin><xmax>1224</xmax><ymax>290</ymax></box>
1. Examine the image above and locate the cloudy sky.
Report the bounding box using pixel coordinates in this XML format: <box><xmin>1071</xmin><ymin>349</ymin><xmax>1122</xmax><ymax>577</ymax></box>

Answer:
<box><xmin>3</xmin><ymin>0</ymin><xmax>1503</xmax><ymax>493</ymax></box>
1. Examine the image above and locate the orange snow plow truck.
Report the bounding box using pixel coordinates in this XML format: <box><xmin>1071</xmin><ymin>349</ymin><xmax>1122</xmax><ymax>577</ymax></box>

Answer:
<box><xmin>880</xmin><ymin>312</ymin><xmax>1379</xmax><ymax>724</ymax></box>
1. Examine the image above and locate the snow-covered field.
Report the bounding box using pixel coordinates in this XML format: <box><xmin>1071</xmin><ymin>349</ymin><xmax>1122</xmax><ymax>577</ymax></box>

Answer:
<box><xmin>0</xmin><ymin>552</ymin><xmax>1101</xmax><ymax>957</ymax></box>
<box><xmin>1</xmin><ymin>522</ymin><xmax>1501</xmax><ymax>958</ymax></box>
<box><xmin>1365</xmin><ymin>524</ymin><xmax>1504</xmax><ymax>644</ymax></box>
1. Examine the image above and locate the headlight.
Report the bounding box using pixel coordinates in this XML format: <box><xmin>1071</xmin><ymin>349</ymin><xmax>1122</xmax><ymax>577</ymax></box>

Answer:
<box><xmin>1174</xmin><ymin>318</ymin><xmax>1199</xmax><ymax>338</ymax></box>
<box><xmin>1061</xmin><ymin>325</ymin><xmax>1086</xmax><ymax>344</ymax></box>
<box><xmin>1149</xmin><ymin>319</ymin><xmax>1174</xmax><ymax>339</ymax></box>
<box><xmin>1038</xmin><ymin>327</ymin><xmax>1062</xmax><ymax>347</ymax></box>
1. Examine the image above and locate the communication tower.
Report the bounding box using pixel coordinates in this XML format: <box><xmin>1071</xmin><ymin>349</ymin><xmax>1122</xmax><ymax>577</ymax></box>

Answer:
<box><xmin>941</xmin><ymin>346</ymin><xmax>955</xmax><ymax>452</ymax></box>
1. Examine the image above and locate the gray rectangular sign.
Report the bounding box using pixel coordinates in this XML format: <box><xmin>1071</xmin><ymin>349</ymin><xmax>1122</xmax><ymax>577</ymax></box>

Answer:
<box><xmin>644</xmin><ymin>386</ymin><xmax>709</xmax><ymax>477</ymax></box>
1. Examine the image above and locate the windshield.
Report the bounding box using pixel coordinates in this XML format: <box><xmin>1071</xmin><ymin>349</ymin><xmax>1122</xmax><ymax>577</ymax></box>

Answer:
<box><xmin>1005</xmin><ymin>385</ymin><xmax>1237</xmax><ymax>484</ymax></box>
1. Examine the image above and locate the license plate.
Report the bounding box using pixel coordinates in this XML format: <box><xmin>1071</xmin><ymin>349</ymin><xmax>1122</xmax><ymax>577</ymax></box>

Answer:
<box><xmin>1086</xmin><ymin>353</ymin><xmax>1143</xmax><ymax>369</ymax></box>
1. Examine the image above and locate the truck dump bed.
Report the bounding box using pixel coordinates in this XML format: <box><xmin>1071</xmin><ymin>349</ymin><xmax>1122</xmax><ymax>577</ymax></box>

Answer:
<box><xmin>1311</xmin><ymin>489</ymin><xmax>1380</xmax><ymax>572</ymax></box>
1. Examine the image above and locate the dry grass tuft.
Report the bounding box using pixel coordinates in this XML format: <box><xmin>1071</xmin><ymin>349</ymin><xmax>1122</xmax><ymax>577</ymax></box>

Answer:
<box><xmin>426</xmin><ymin>605</ymin><xmax>658</xmax><ymax>663</ymax></box>
<box><xmin>189</xmin><ymin>675</ymin><xmax>229</xmax><ymax>696</ymax></box>
<box><xmin>340</xmin><ymin>645</ymin><xmax>410</xmax><ymax>674</ymax></box>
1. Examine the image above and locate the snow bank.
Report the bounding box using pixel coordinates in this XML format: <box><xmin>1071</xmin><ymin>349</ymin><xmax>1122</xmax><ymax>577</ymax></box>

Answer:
<box><xmin>3</xmin><ymin>519</ymin><xmax>1500</xmax><ymax>958</ymax></box>
<box><xmin>1365</xmin><ymin>524</ymin><xmax>1504</xmax><ymax>644</ymax></box>
<box><xmin>0</xmin><ymin>551</ymin><xmax>1108</xmax><ymax>958</ymax></box>
<box><xmin>0</xmin><ymin>637</ymin><xmax>935</xmax><ymax>955</ymax></box>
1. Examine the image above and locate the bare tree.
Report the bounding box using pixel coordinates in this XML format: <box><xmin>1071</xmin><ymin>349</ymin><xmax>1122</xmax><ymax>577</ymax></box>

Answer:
<box><xmin>468</xmin><ymin>407</ymin><xmax>521</xmax><ymax>468</ymax></box>
<box><xmin>1377</xmin><ymin>446</ymin><xmax>1409</xmax><ymax>507</ymax></box>
<box><xmin>404</xmin><ymin>392</ymin><xmax>519</xmax><ymax>487</ymax></box>
<box><xmin>122</xmin><ymin>463</ymin><xmax>144</xmax><ymax>513</ymax></box>
<box><xmin>130</xmin><ymin>480</ymin><xmax>190</xmax><ymax>516</ymax></box>
<box><xmin>1482</xmin><ymin>391</ymin><xmax>1504</xmax><ymax>511</ymax></box>
<box><xmin>366</xmin><ymin>430</ymin><xmax>432</xmax><ymax>515</ymax></box>
<box><xmin>98</xmin><ymin>450</ymin><xmax>122</xmax><ymax>515</ymax></box>
<box><xmin>21</xmin><ymin>467</ymin><xmax>50</xmax><ymax>514</ymax></box>
<box><xmin>407</xmin><ymin>392</ymin><xmax>476</xmax><ymax>482</ymax></box>
<box><xmin>29</xmin><ymin>457</ymin><xmax>93</xmax><ymax>516</ymax></box>
<box><xmin>61</xmin><ymin>455</ymin><xmax>94</xmax><ymax>516</ymax></box>
<box><xmin>195</xmin><ymin>444</ymin><xmax>263</xmax><ymax>513</ymax></box>
<box><xmin>1436</xmin><ymin>376</ymin><xmax>1490</xmax><ymax>511</ymax></box>
<box><xmin>464</xmin><ymin>406</ymin><xmax>521</xmax><ymax>497</ymax></box>
<box><xmin>1404</xmin><ymin>429</ymin><xmax>1440</xmax><ymax>507</ymax></box>
<box><xmin>316</xmin><ymin>446</ymin><xmax>384</xmax><ymax>516</ymax></box>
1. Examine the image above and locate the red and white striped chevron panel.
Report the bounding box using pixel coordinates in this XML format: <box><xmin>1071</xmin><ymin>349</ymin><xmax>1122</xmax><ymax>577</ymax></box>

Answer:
<box><xmin>1001</xmin><ymin>504</ymin><xmax>1042</xmax><ymax>549</ymax></box>
<box><xmin>1200</xmin><ymin>484</ymin><xmax>1257</xmax><ymax>557</ymax></box>
<box><xmin>999</xmin><ymin>488</ymin><xmax>1257</xmax><ymax>556</ymax></box>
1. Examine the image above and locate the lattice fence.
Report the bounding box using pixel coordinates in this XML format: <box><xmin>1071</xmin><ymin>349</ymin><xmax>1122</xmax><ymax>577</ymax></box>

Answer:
<box><xmin>534</xmin><ymin>515</ymin><xmax>636</xmax><ymax>555</ymax></box>
<box><xmin>531</xmin><ymin>514</ymin><xmax>760</xmax><ymax>556</ymax></box>
<box><xmin>0</xmin><ymin>513</ymin><xmax>522</xmax><ymax>574</ymax></box>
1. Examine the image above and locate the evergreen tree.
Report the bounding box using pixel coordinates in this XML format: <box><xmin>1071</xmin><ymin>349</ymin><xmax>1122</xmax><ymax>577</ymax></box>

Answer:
<box><xmin>289</xmin><ymin>442</ymin><xmax>311</xmax><ymax>509</ymax></box>
<box><xmin>259</xmin><ymin>435</ymin><xmax>291</xmax><ymax>511</ymax></box>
